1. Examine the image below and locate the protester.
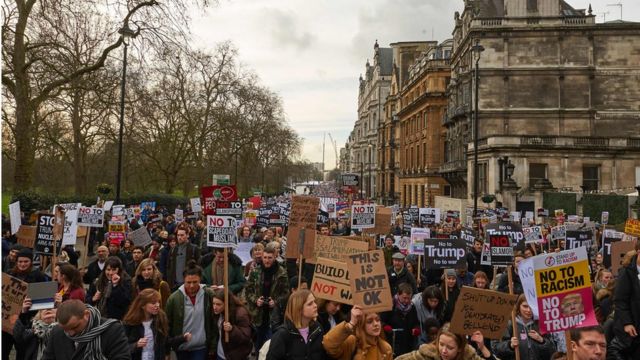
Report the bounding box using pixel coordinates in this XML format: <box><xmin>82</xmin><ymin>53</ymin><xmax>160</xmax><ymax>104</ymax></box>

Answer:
<box><xmin>165</xmin><ymin>260</ymin><xmax>214</xmax><ymax>359</ymax></box>
<box><xmin>12</xmin><ymin>307</ymin><xmax>57</xmax><ymax>360</ymax></box>
<box><xmin>86</xmin><ymin>256</ymin><xmax>133</xmax><ymax>320</ymax></box>
<box><xmin>244</xmin><ymin>243</ymin><xmax>264</xmax><ymax>277</ymax></box>
<box><xmin>3</xmin><ymin>243</ymin><xmax>22</xmax><ymax>272</ymax></box>
<box><xmin>159</xmin><ymin>235</ymin><xmax>176</xmax><ymax>280</ymax></box>
<box><xmin>441</xmin><ymin>269</ymin><xmax>460</xmax><ymax>322</ymax></box>
<box><xmin>167</xmin><ymin>228</ymin><xmax>200</xmax><ymax>290</ymax></box>
<box><xmin>413</xmin><ymin>285</ymin><xmax>447</xmax><ymax>345</ymax></box>
<box><xmin>202</xmin><ymin>247</ymin><xmax>246</xmax><ymax>295</ymax></box>
<box><xmin>455</xmin><ymin>265</ymin><xmax>474</xmax><ymax>287</ymax></box>
<box><xmin>569</xmin><ymin>326</ymin><xmax>606</xmax><ymax>360</ymax></box>
<box><xmin>54</xmin><ymin>263</ymin><xmax>86</xmax><ymax>305</ymax></box>
<box><xmin>238</xmin><ymin>225</ymin><xmax>254</xmax><ymax>243</ymax></box>
<box><xmin>41</xmin><ymin>300</ymin><xmax>130</xmax><ymax>359</ymax></box>
<box><xmin>381</xmin><ymin>282</ymin><xmax>420</xmax><ymax>356</ymax></box>
<box><xmin>126</xmin><ymin>246</ymin><xmax>145</xmax><ymax>277</ymax></box>
<box><xmin>123</xmin><ymin>288</ymin><xmax>186</xmax><ymax>360</ymax></box>
<box><xmin>316</xmin><ymin>299</ymin><xmax>344</xmax><ymax>334</ymax></box>
<box><xmin>382</xmin><ymin>235</ymin><xmax>400</xmax><ymax>267</ymax></box>
<box><xmin>388</xmin><ymin>252</ymin><xmax>417</xmax><ymax>295</ymax></box>
<box><xmin>132</xmin><ymin>258</ymin><xmax>171</xmax><ymax>308</ymax></box>
<box><xmin>497</xmin><ymin>253</ymin><xmax>525</xmax><ymax>295</ymax></box>
<box><xmin>472</xmin><ymin>271</ymin><xmax>490</xmax><ymax>290</ymax></box>
<box><xmin>467</xmin><ymin>239</ymin><xmax>493</xmax><ymax>283</ymax></box>
<box><xmin>83</xmin><ymin>245</ymin><xmax>109</xmax><ymax>285</ymax></box>
<box><xmin>322</xmin><ymin>304</ymin><xmax>393</xmax><ymax>359</ymax></box>
<box><xmin>395</xmin><ymin>327</ymin><xmax>497</xmax><ymax>360</ymax></box>
<box><xmin>406</xmin><ymin>257</ymin><xmax>427</xmax><ymax>293</ymax></box>
<box><xmin>210</xmin><ymin>290</ymin><xmax>254</xmax><ymax>360</ymax></box>
<box><xmin>610</xmin><ymin>248</ymin><xmax>640</xmax><ymax>359</ymax></box>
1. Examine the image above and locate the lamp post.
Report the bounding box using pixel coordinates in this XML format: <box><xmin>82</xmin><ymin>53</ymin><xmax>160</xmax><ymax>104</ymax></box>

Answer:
<box><xmin>368</xmin><ymin>143</ymin><xmax>373</xmax><ymax>200</ymax></box>
<box><xmin>360</xmin><ymin>161</ymin><xmax>364</xmax><ymax>200</ymax></box>
<box><xmin>472</xmin><ymin>39</ymin><xmax>485</xmax><ymax>221</ymax></box>
<box><xmin>115</xmin><ymin>23</ymin><xmax>137</xmax><ymax>204</ymax></box>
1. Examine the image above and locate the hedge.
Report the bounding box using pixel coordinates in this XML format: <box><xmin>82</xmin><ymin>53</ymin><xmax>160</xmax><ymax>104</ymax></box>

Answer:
<box><xmin>581</xmin><ymin>194</ymin><xmax>628</xmax><ymax>225</ymax></box>
<box><xmin>543</xmin><ymin>192</ymin><xmax>577</xmax><ymax>216</ymax></box>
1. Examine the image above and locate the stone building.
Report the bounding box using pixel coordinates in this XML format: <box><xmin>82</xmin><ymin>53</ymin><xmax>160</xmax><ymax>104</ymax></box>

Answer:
<box><xmin>441</xmin><ymin>0</ymin><xmax>640</xmax><ymax>212</ymax></box>
<box><xmin>398</xmin><ymin>40</ymin><xmax>454</xmax><ymax>207</ymax></box>
<box><xmin>377</xmin><ymin>41</ymin><xmax>434</xmax><ymax>205</ymax></box>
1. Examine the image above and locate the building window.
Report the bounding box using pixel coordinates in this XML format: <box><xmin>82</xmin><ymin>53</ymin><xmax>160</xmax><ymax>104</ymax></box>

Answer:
<box><xmin>444</xmin><ymin>185</ymin><xmax>452</xmax><ymax>196</ymax></box>
<box><xmin>527</xmin><ymin>0</ymin><xmax>538</xmax><ymax>12</ymax></box>
<box><xmin>583</xmin><ymin>165</ymin><xmax>600</xmax><ymax>192</ymax></box>
<box><xmin>478</xmin><ymin>162</ymin><xmax>488</xmax><ymax>195</ymax></box>
<box><xmin>529</xmin><ymin>163</ymin><xmax>547</xmax><ymax>188</ymax></box>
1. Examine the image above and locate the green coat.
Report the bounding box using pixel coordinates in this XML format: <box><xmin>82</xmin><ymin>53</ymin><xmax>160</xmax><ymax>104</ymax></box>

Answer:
<box><xmin>165</xmin><ymin>286</ymin><xmax>215</xmax><ymax>352</ymax></box>
<box><xmin>245</xmin><ymin>264</ymin><xmax>289</xmax><ymax>326</ymax></box>
<box><xmin>202</xmin><ymin>255</ymin><xmax>246</xmax><ymax>295</ymax></box>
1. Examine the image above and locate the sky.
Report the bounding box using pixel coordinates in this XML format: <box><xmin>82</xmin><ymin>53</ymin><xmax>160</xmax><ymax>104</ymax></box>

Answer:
<box><xmin>189</xmin><ymin>0</ymin><xmax>639</xmax><ymax>171</ymax></box>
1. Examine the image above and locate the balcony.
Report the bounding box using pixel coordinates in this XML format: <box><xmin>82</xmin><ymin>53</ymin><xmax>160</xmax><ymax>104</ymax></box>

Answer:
<box><xmin>468</xmin><ymin>135</ymin><xmax>633</xmax><ymax>150</ymax></box>
<box><xmin>471</xmin><ymin>16</ymin><xmax>595</xmax><ymax>29</ymax></box>
<box><xmin>439</xmin><ymin>160</ymin><xmax>467</xmax><ymax>173</ymax></box>
<box><xmin>442</xmin><ymin>104</ymin><xmax>470</xmax><ymax>125</ymax></box>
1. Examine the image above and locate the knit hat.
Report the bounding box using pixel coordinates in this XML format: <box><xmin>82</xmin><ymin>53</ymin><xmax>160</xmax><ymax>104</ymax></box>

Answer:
<box><xmin>445</xmin><ymin>269</ymin><xmax>456</xmax><ymax>278</ymax></box>
<box><xmin>16</xmin><ymin>248</ymin><xmax>33</xmax><ymax>261</ymax></box>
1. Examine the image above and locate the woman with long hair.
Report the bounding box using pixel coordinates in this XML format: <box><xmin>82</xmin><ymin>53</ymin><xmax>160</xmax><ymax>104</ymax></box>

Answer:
<box><xmin>472</xmin><ymin>271</ymin><xmax>490</xmax><ymax>290</ymax></box>
<box><xmin>86</xmin><ymin>256</ymin><xmax>132</xmax><ymax>320</ymax></box>
<box><xmin>54</xmin><ymin>263</ymin><xmax>85</xmax><ymax>305</ymax></box>
<box><xmin>211</xmin><ymin>290</ymin><xmax>253</xmax><ymax>360</ymax></box>
<box><xmin>323</xmin><ymin>304</ymin><xmax>393</xmax><ymax>360</ymax></box>
<box><xmin>238</xmin><ymin>226</ymin><xmax>253</xmax><ymax>243</ymax></box>
<box><xmin>441</xmin><ymin>269</ymin><xmax>460</xmax><ymax>322</ymax></box>
<box><xmin>123</xmin><ymin>288</ymin><xmax>189</xmax><ymax>360</ymax></box>
<box><xmin>316</xmin><ymin>299</ymin><xmax>345</xmax><ymax>334</ymax></box>
<box><xmin>267</xmin><ymin>289</ymin><xmax>326</xmax><ymax>360</ymax></box>
<box><xmin>493</xmin><ymin>294</ymin><xmax>556</xmax><ymax>360</ymax></box>
<box><xmin>395</xmin><ymin>326</ymin><xmax>497</xmax><ymax>360</ymax></box>
<box><xmin>132</xmin><ymin>258</ymin><xmax>171</xmax><ymax>308</ymax></box>
<box><xmin>413</xmin><ymin>285</ymin><xmax>447</xmax><ymax>345</ymax></box>
<box><xmin>406</xmin><ymin>258</ymin><xmax>427</xmax><ymax>293</ymax></box>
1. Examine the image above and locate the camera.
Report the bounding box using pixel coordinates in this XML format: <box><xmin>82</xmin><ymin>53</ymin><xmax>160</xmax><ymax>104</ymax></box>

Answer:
<box><xmin>259</xmin><ymin>296</ymin><xmax>272</xmax><ymax>306</ymax></box>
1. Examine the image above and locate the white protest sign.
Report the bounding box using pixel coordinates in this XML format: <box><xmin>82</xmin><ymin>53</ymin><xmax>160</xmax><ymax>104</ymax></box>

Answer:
<box><xmin>77</xmin><ymin>207</ymin><xmax>105</xmax><ymax>228</ymax></box>
<box><xmin>128</xmin><ymin>226</ymin><xmax>153</xmax><ymax>248</ymax></box>
<box><xmin>175</xmin><ymin>209</ymin><xmax>184</xmax><ymax>222</ymax></box>
<box><xmin>190</xmin><ymin>198</ymin><xmax>202</xmax><ymax>213</ymax></box>
<box><xmin>111</xmin><ymin>205</ymin><xmax>125</xmax><ymax>216</ymax></box>
<box><xmin>103</xmin><ymin>201</ymin><xmax>114</xmax><ymax>211</ymax></box>
<box><xmin>206</xmin><ymin>215</ymin><xmax>238</xmax><ymax>249</ymax></box>
<box><xmin>351</xmin><ymin>204</ymin><xmax>375</xmax><ymax>229</ymax></box>
<box><xmin>409</xmin><ymin>227</ymin><xmax>430</xmax><ymax>255</ymax></box>
<box><xmin>9</xmin><ymin>201</ymin><xmax>21</xmax><ymax>235</ymax></box>
<box><xmin>523</xmin><ymin>226</ymin><xmax>544</xmax><ymax>244</ymax></box>
<box><xmin>58</xmin><ymin>203</ymin><xmax>80</xmax><ymax>246</ymax></box>
<box><xmin>518</xmin><ymin>257</ymin><xmax>538</xmax><ymax>319</ymax></box>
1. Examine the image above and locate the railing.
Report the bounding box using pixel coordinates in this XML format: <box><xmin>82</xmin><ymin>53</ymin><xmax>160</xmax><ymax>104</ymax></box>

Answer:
<box><xmin>520</xmin><ymin>136</ymin><xmax>556</xmax><ymax>146</ymax></box>
<box><xmin>627</xmin><ymin>138</ymin><xmax>640</xmax><ymax>148</ymax></box>
<box><xmin>574</xmin><ymin>137</ymin><xmax>608</xmax><ymax>146</ymax></box>
<box><xmin>563</xmin><ymin>17</ymin><xmax>588</xmax><ymax>25</ymax></box>
<box><xmin>471</xmin><ymin>16</ymin><xmax>595</xmax><ymax>28</ymax></box>
<box><xmin>439</xmin><ymin>160</ymin><xmax>467</xmax><ymax>173</ymax></box>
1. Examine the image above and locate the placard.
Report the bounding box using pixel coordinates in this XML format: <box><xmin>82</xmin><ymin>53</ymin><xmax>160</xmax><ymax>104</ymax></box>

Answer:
<box><xmin>424</xmin><ymin>238</ymin><xmax>467</xmax><ymax>269</ymax></box>
<box><xmin>480</xmin><ymin>243</ymin><xmax>491</xmax><ymax>265</ymax></box>
<box><xmin>484</xmin><ymin>222</ymin><xmax>524</xmax><ymax>251</ymax></box>
<box><xmin>111</xmin><ymin>205</ymin><xmax>124</xmax><ymax>216</ymax></box>
<box><xmin>190</xmin><ymin>197</ymin><xmax>202</xmax><ymax>213</ymax></box>
<box><xmin>310</xmin><ymin>257</ymin><xmax>353</xmax><ymax>304</ymax></box>
<box><xmin>409</xmin><ymin>228</ymin><xmax>430</xmax><ymax>255</ymax></box>
<box><xmin>174</xmin><ymin>209</ymin><xmax>184</xmax><ymax>222</ymax></box>
<box><xmin>461</xmin><ymin>228</ymin><xmax>475</xmax><ymax>249</ymax></box>
<box><xmin>488</xmin><ymin>233</ymin><xmax>513</xmax><ymax>266</ymax></box>
<box><xmin>341</xmin><ymin>174</ymin><xmax>359</xmax><ymax>187</ymax></box>
<box><xmin>523</xmin><ymin>226</ymin><xmax>544</xmax><ymax>244</ymax></box>
<box><xmin>206</xmin><ymin>215</ymin><xmax>238</xmax><ymax>249</ymax></box>
<box><xmin>533</xmin><ymin>247</ymin><xmax>598</xmax><ymax>334</ymax></box>
<box><xmin>602</xmin><ymin>230</ymin><xmax>623</xmax><ymax>268</ymax></box>
<box><xmin>312</xmin><ymin>235</ymin><xmax>369</xmax><ymax>263</ymax></box>
<box><xmin>9</xmin><ymin>201</ymin><xmax>21</xmax><ymax>235</ymax></box>
<box><xmin>16</xmin><ymin>225</ymin><xmax>36</xmax><ymax>248</ymax></box>
<box><xmin>108</xmin><ymin>221</ymin><xmax>126</xmax><ymax>233</ymax></box>
<box><xmin>103</xmin><ymin>200</ymin><xmax>114</xmax><ymax>211</ymax></box>
<box><xmin>611</xmin><ymin>240</ymin><xmax>637</xmax><ymax>276</ymax></box>
<box><xmin>566</xmin><ymin>230</ymin><xmax>594</xmax><ymax>250</ymax></box>
<box><xmin>601</xmin><ymin>212</ymin><xmax>609</xmax><ymax>225</ymax></box>
<box><xmin>128</xmin><ymin>226</ymin><xmax>153</xmax><ymax>248</ymax></box>
<box><xmin>551</xmin><ymin>225</ymin><xmax>566</xmax><ymax>242</ymax></box>
<box><xmin>58</xmin><ymin>203</ymin><xmax>80</xmax><ymax>246</ymax></box>
<box><xmin>369</xmin><ymin>208</ymin><xmax>392</xmax><ymax>235</ymax></box>
<box><xmin>77</xmin><ymin>207</ymin><xmax>104</xmax><ymax>228</ymax></box>
<box><xmin>2</xmin><ymin>273</ymin><xmax>28</xmax><ymax>333</ymax></box>
<box><xmin>624</xmin><ymin>219</ymin><xmax>640</xmax><ymax>237</ymax></box>
<box><xmin>419</xmin><ymin>208</ymin><xmax>440</xmax><ymax>226</ymax></box>
<box><xmin>347</xmin><ymin>250</ymin><xmax>392</xmax><ymax>312</ymax></box>
<box><xmin>286</xmin><ymin>196</ymin><xmax>320</xmax><ymax>259</ymax></box>
<box><xmin>449</xmin><ymin>286</ymin><xmax>518</xmax><ymax>339</ymax></box>
<box><xmin>35</xmin><ymin>214</ymin><xmax>59</xmax><ymax>255</ymax></box>
<box><xmin>351</xmin><ymin>204</ymin><xmax>376</xmax><ymax>229</ymax></box>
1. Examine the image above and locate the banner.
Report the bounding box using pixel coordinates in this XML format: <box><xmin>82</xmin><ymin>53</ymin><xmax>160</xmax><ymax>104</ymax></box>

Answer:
<box><xmin>424</xmin><ymin>237</ymin><xmax>467</xmax><ymax>269</ymax></box>
<box><xmin>347</xmin><ymin>250</ymin><xmax>392</xmax><ymax>312</ymax></box>
<box><xmin>488</xmin><ymin>233</ymin><xmax>514</xmax><ymax>266</ymax></box>
<box><xmin>35</xmin><ymin>214</ymin><xmax>59</xmax><ymax>255</ymax></box>
<box><xmin>533</xmin><ymin>247</ymin><xmax>597</xmax><ymax>334</ymax></box>
<box><xmin>310</xmin><ymin>257</ymin><xmax>353</xmax><ymax>304</ymax></box>
<box><xmin>77</xmin><ymin>207</ymin><xmax>104</xmax><ymax>228</ymax></box>
<box><xmin>523</xmin><ymin>226</ymin><xmax>544</xmax><ymax>244</ymax></box>
<box><xmin>312</xmin><ymin>235</ymin><xmax>369</xmax><ymax>263</ymax></box>
<box><xmin>206</xmin><ymin>215</ymin><xmax>238</xmax><ymax>249</ymax></box>
<box><xmin>128</xmin><ymin>227</ymin><xmax>153</xmax><ymax>248</ymax></box>
<box><xmin>351</xmin><ymin>204</ymin><xmax>376</xmax><ymax>229</ymax></box>
<box><xmin>624</xmin><ymin>219</ymin><xmax>640</xmax><ymax>237</ymax></box>
<box><xmin>9</xmin><ymin>201</ymin><xmax>21</xmax><ymax>235</ymax></box>
<box><xmin>419</xmin><ymin>208</ymin><xmax>440</xmax><ymax>226</ymax></box>
<box><xmin>450</xmin><ymin>287</ymin><xmax>518</xmax><ymax>339</ymax></box>
<box><xmin>409</xmin><ymin>228</ymin><xmax>430</xmax><ymax>255</ymax></box>
<box><xmin>2</xmin><ymin>273</ymin><xmax>28</xmax><ymax>333</ymax></box>
<box><xmin>57</xmin><ymin>203</ymin><xmax>80</xmax><ymax>246</ymax></box>
<box><xmin>566</xmin><ymin>230</ymin><xmax>594</xmax><ymax>250</ymax></box>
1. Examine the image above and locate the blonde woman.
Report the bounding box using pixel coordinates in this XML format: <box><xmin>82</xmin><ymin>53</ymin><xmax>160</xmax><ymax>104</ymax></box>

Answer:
<box><xmin>131</xmin><ymin>258</ymin><xmax>171</xmax><ymax>308</ymax></box>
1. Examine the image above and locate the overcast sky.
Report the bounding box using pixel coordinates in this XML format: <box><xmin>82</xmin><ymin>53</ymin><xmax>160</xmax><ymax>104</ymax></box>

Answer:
<box><xmin>190</xmin><ymin>0</ymin><xmax>639</xmax><ymax>170</ymax></box>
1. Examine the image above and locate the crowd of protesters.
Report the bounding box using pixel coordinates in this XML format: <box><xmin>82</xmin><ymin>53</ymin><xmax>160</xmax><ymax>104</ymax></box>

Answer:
<box><xmin>1</xmin><ymin>197</ymin><xmax>638</xmax><ymax>360</ymax></box>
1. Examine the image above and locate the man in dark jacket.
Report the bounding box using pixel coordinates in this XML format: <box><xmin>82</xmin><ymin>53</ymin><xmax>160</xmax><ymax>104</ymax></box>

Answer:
<box><xmin>497</xmin><ymin>253</ymin><xmax>525</xmax><ymax>295</ymax></box>
<box><xmin>387</xmin><ymin>252</ymin><xmax>417</xmax><ymax>295</ymax></box>
<box><xmin>83</xmin><ymin>245</ymin><xmax>109</xmax><ymax>285</ymax></box>
<box><xmin>42</xmin><ymin>300</ymin><xmax>130</xmax><ymax>360</ymax></box>
<box><xmin>167</xmin><ymin>228</ymin><xmax>200</xmax><ymax>290</ymax></box>
<box><xmin>610</xmin><ymin>252</ymin><xmax>640</xmax><ymax>359</ymax></box>
<box><xmin>381</xmin><ymin>283</ymin><xmax>419</xmax><ymax>356</ymax></box>
<box><xmin>467</xmin><ymin>238</ymin><xmax>493</xmax><ymax>283</ymax></box>
<box><xmin>201</xmin><ymin>248</ymin><xmax>246</xmax><ymax>295</ymax></box>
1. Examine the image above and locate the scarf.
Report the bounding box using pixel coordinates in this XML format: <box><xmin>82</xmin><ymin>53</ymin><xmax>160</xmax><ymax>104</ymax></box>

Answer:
<box><xmin>136</xmin><ymin>276</ymin><xmax>154</xmax><ymax>292</ymax></box>
<box><xmin>66</xmin><ymin>305</ymin><xmax>116</xmax><ymax>360</ymax></box>
<box><xmin>33</xmin><ymin>320</ymin><xmax>57</xmax><ymax>360</ymax></box>
<box><xmin>96</xmin><ymin>281</ymin><xmax>112</xmax><ymax>318</ymax></box>
<box><xmin>393</xmin><ymin>294</ymin><xmax>413</xmax><ymax>315</ymax></box>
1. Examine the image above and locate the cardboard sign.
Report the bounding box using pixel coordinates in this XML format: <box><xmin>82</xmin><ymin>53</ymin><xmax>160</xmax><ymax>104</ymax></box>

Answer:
<box><xmin>424</xmin><ymin>238</ymin><xmax>467</xmax><ymax>269</ymax></box>
<box><xmin>409</xmin><ymin>228</ymin><xmax>430</xmax><ymax>255</ymax></box>
<box><xmin>16</xmin><ymin>225</ymin><xmax>36</xmax><ymax>248</ymax></box>
<box><xmin>78</xmin><ymin>207</ymin><xmax>104</xmax><ymax>228</ymax></box>
<box><xmin>289</xmin><ymin>196</ymin><xmax>320</xmax><ymax>229</ymax></box>
<box><xmin>534</xmin><ymin>247</ymin><xmax>598</xmax><ymax>334</ymax></box>
<box><xmin>611</xmin><ymin>240</ymin><xmax>637</xmax><ymax>276</ymax></box>
<box><xmin>190</xmin><ymin>197</ymin><xmax>202</xmax><ymax>213</ymax></box>
<box><xmin>488</xmin><ymin>233</ymin><xmax>513</xmax><ymax>266</ymax></box>
<box><xmin>35</xmin><ymin>214</ymin><xmax>60</xmax><ymax>255</ymax></box>
<box><xmin>624</xmin><ymin>219</ymin><xmax>640</xmax><ymax>237</ymax></box>
<box><xmin>206</xmin><ymin>215</ymin><xmax>238</xmax><ymax>249</ymax></box>
<box><xmin>419</xmin><ymin>208</ymin><xmax>440</xmax><ymax>226</ymax></box>
<box><xmin>523</xmin><ymin>226</ymin><xmax>544</xmax><ymax>244</ymax></box>
<box><xmin>450</xmin><ymin>287</ymin><xmax>518</xmax><ymax>339</ymax></box>
<box><xmin>369</xmin><ymin>208</ymin><xmax>392</xmax><ymax>235</ymax></box>
<box><xmin>351</xmin><ymin>204</ymin><xmax>376</xmax><ymax>229</ymax></box>
<box><xmin>312</xmin><ymin>235</ymin><xmax>369</xmax><ymax>263</ymax></box>
<box><xmin>2</xmin><ymin>273</ymin><xmax>28</xmax><ymax>333</ymax></box>
<box><xmin>128</xmin><ymin>226</ymin><xmax>153</xmax><ymax>248</ymax></box>
<box><xmin>347</xmin><ymin>250</ymin><xmax>392</xmax><ymax>312</ymax></box>
<box><xmin>9</xmin><ymin>201</ymin><xmax>21</xmax><ymax>235</ymax></box>
<box><xmin>310</xmin><ymin>257</ymin><xmax>353</xmax><ymax>304</ymax></box>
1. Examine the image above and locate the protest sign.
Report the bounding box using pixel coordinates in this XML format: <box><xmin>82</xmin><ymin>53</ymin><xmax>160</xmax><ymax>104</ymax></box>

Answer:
<box><xmin>518</xmin><ymin>257</ymin><xmax>539</xmax><ymax>317</ymax></box>
<box><xmin>523</xmin><ymin>226</ymin><xmax>544</xmax><ymax>244</ymax></box>
<box><xmin>311</xmin><ymin>257</ymin><xmax>353</xmax><ymax>304</ymax></box>
<box><xmin>243</xmin><ymin>210</ymin><xmax>257</xmax><ymax>227</ymax></box>
<box><xmin>108</xmin><ymin>221</ymin><xmax>126</xmax><ymax>233</ymax></box>
<box><xmin>424</xmin><ymin>238</ymin><xmax>467</xmax><ymax>269</ymax></box>
<box><xmin>402</xmin><ymin>211</ymin><xmax>413</xmax><ymax>233</ymax></box>
<box><xmin>480</xmin><ymin>243</ymin><xmax>491</xmax><ymax>266</ymax></box>
<box><xmin>533</xmin><ymin>247</ymin><xmax>598</xmax><ymax>334</ymax></box>
<box><xmin>2</xmin><ymin>273</ymin><xmax>28</xmax><ymax>333</ymax></box>
<box><xmin>16</xmin><ymin>225</ymin><xmax>36</xmax><ymax>248</ymax></box>
<box><xmin>611</xmin><ymin>240</ymin><xmax>637</xmax><ymax>276</ymax></box>
<box><xmin>510</xmin><ymin>211</ymin><xmax>521</xmax><ymax>222</ymax></box>
<box><xmin>103</xmin><ymin>200</ymin><xmax>114</xmax><ymax>211</ymax></box>
<box><xmin>347</xmin><ymin>250</ymin><xmax>392</xmax><ymax>312</ymax></box>
<box><xmin>419</xmin><ymin>208</ymin><xmax>440</xmax><ymax>226</ymax></box>
<box><xmin>450</xmin><ymin>287</ymin><xmax>518</xmax><ymax>339</ymax></box>
<box><xmin>317</xmin><ymin>208</ymin><xmax>329</xmax><ymax>226</ymax></box>
<box><xmin>396</xmin><ymin>236</ymin><xmax>410</xmax><ymax>254</ymax></box>
<box><xmin>342</xmin><ymin>174</ymin><xmax>359</xmax><ymax>187</ymax></box>
<box><xmin>111</xmin><ymin>205</ymin><xmax>124</xmax><ymax>216</ymax></box>
<box><xmin>538</xmin><ymin>208</ymin><xmax>549</xmax><ymax>218</ymax></box>
<box><xmin>27</xmin><ymin>281</ymin><xmax>58</xmax><ymax>311</ymax></box>
<box><xmin>213</xmin><ymin>201</ymin><xmax>243</xmax><ymax>220</ymax></box>
<box><xmin>312</xmin><ymin>235</ymin><xmax>369</xmax><ymax>263</ymax></box>
<box><xmin>35</xmin><ymin>214</ymin><xmax>59</xmax><ymax>255</ymax></box>
<box><xmin>174</xmin><ymin>209</ymin><xmax>184</xmax><ymax>222</ymax></box>
<box><xmin>108</xmin><ymin>231</ymin><xmax>125</xmax><ymax>245</ymax></box>
<box><xmin>461</xmin><ymin>228</ymin><xmax>476</xmax><ymax>248</ymax></box>
<box><xmin>488</xmin><ymin>233</ymin><xmax>513</xmax><ymax>266</ymax></box>
<box><xmin>190</xmin><ymin>198</ymin><xmax>202</xmax><ymax>213</ymax></box>
<box><xmin>601</xmin><ymin>212</ymin><xmax>609</xmax><ymax>225</ymax></box>
<box><xmin>484</xmin><ymin>222</ymin><xmax>525</xmax><ymax>252</ymax></box>
<box><xmin>207</xmin><ymin>216</ymin><xmax>238</xmax><ymax>249</ymax></box>
<box><xmin>351</xmin><ymin>204</ymin><xmax>376</xmax><ymax>229</ymax></box>
<box><xmin>9</xmin><ymin>201</ymin><xmax>21</xmax><ymax>235</ymax></box>
<box><xmin>409</xmin><ymin>228</ymin><xmax>430</xmax><ymax>255</ymax></box>
<box><xmin>624</xmin><ymin>219</ymin><xmax>640</xmax><ymax>237</ymax></box>
<box><xmin>566</xmin><ymin>230</ymin><xmax>594</xmax><ymax>250</ymax></box>
<box><xmin>128</xmin><ymin>226</ymin><xmax>153</xmax><ymax>248</ymax></box>
<box><xmin>77</xmin><ymin>207</ymin><xmax>104</xmax><ymax>228</ymax></box>
<box><xmin>551</xmin><ymin>225</ymin><xmax>566</xmax><ymax>242</ymax></box>
<box><xmin>369</xmin><ymin>207</ymin><xmax>392</xmax><ymax>235</ymax></box>
<box><xmin>602</xmin><ymin>230</ymin><xmax>624</xmax><ymax>268</ymax></box>
<box><xmin>286</xmin><ymin>196</ymin><xmax>320</xmax><ymax>259</ymax></box>
<box><xmin>58</xmin><ymin>203</ymin><xmax>80</xmax><ymax>246</ymax></box>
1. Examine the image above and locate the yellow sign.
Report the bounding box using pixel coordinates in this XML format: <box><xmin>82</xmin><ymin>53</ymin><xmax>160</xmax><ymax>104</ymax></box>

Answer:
<box><xmin>535</xmin><ymin>260</ymin><xmax>590</xmax><ymax>296</ymax></box>
<box><xmin>624</xmin><ymin>219</ymin><xmax>640</xmax><ymax>237</ymax></box>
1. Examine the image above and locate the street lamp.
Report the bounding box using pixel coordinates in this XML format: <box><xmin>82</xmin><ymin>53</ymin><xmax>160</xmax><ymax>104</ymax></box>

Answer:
<box><xmin>360</xmin><ymin>161</ymin><xmax>364</xmax><ymax>200</ymax></box>
<box><xmin>115</xmin><ymin>22</ymin><xmax>137</xmax><ymax>204</ymax></box>
<box><xmin>368</xmin><ymin>144</ymin><xmax>373</xmax><ymax>200</ymax></box>
<box><xmin>472</xmin><ymin>39</ymin><xmax>485</xmax><ymax>220</ymax></box>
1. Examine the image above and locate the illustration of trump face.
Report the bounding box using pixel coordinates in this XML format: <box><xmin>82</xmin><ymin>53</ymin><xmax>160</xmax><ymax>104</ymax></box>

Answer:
<box><xmin>561</xmin><ymin>293</ymin><xmax>584</xmax><ymax>316</ymax></box>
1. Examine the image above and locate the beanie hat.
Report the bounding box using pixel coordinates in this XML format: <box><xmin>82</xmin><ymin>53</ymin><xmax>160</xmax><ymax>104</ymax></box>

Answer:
<box><xmin>16</xmin><ymin>248</ymin><xmax>33</xmax><ymax>261</ymax></box>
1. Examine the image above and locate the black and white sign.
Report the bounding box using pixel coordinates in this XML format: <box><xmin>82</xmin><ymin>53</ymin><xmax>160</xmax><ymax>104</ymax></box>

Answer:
<box><xmin>77</xmin><ymin>207</ymin><xmax>104</xmax><ymax>228</ymax></box>
<box><xmin>424</xmin><ymin>238</ymin><xmax>467</xmax><ymax>269</ymax></box>
<box><xmin>35</xmin><ymin>214</ymin><xmax>59</xmax><ymax>255</ymax></box>
<box><xmin>207</xmin><ymin>215</ymin><xmax>238</xmax><ymax>249</ymax></box>
<box><xmin>351</xmin><ymin>204</ymin><xmax>375</xmax><ymax>229</ymax></box>
<box><xmin>566</xmin><ymin>230</ymin><xmax>594</xmax><ymax>249</ymax></box>
<box><xmin>523</xmin><ymin>226</ymin><xmax>543</xmax><ymax>244</ymax></box>
<box><xmin>488</xmin><ymin>233</ymin><xmax>514</xmax><ymax>266</ymax></box>
<box><xmin>551</xmin><ymin>225</ymin><xmax>566</xmax><ymax>242</ymax></box>
<box><xmin>461</xmin><ymin>228</ymin><xmax>476</xmax><ymax>249</ymax></box>
<box><xmin>190</xmin><ymin>197</ymin><xmax>202</xmax><ymax>213</ymax></box>
<box><xmin>342</xmin><ymin>174</ymin><xmax>359</xmax><ymax>187</ymax></box>
<box><xmin>419</xmin><ymin>208</ymin><xmax>440</xmax><ymax>226</ymax></box>
<box><xmin>602</xmin><ymin>229</ymin><xmax>623</xmax><ymax>268</ymax></box>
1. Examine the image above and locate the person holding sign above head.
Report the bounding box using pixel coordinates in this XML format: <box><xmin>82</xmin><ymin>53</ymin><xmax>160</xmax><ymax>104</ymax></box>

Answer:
<box><xmin>267</xmin><ymin>289</ymin><xmax>326</xmax><ymax>360</ymax></box>
<box><xmin>491</xmin><ymin>294</ymin><xmax>556</xmax><ymax>360</ymax></box>
<box><xmin>210</xmin><ymin>289</ymin><xmax>254</xmax><ymax>360</ymax></box>
<box><xmin>394</xmin><ymin>325</ymin><xmax>497</xmax><ymax>360</ymax></box>
<box><xmin>322</xmin><ymin>304</ymin><xmax>393</xmax><ymax>360</ymax></box>
<box><xmin>388</xmin><ymin>252</ymin><xmax>417</xmax><ymax>295</ymax></box>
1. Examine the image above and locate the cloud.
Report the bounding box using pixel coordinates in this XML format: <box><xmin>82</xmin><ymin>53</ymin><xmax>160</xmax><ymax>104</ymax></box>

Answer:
<box><xmin>262</xmin><ymin>8</ymin><xmax>317</xmax><ymax>51</ymax></box>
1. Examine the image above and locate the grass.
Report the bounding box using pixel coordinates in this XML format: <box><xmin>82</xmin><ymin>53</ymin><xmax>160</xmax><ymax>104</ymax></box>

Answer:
<box><xmin>1</xmin><ymin>192</ymin><xmax>11</xmax><ymax>216</ymax></box>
